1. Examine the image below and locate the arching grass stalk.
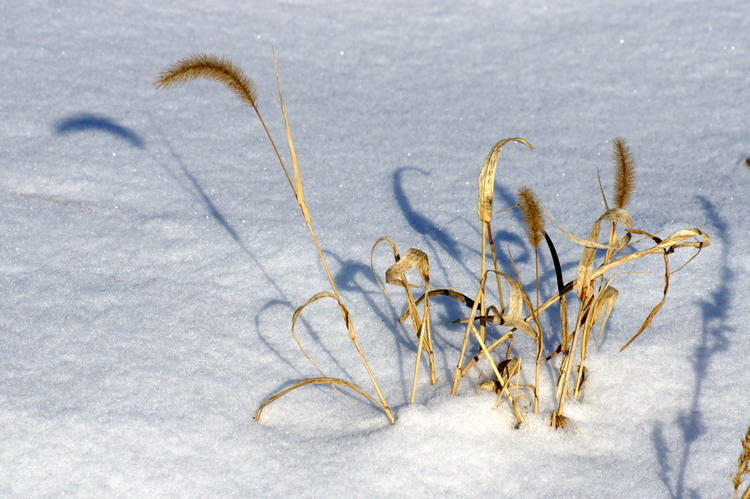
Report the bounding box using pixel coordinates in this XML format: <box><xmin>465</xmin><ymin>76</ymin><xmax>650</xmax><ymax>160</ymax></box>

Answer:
<box><xmin>156</xmin><ymin>53</ymin><xmax>394</xmax><ymax>424</ymax></box>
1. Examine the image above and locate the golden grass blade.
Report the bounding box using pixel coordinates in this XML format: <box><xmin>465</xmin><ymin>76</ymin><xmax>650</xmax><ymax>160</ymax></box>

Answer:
<box><xmin>385</xmin><ymin>248</ymin><xmax>430</xmax><ymax>337</ymax></box>
<box><xmin>552</xmin><ymin>302</ymin><xmax>583</xmax><ymax>425</ymax></box>
<box><xmin>452</xmin><ymin>270</ymin><xmax>537</xmax><ymax>396</ymax></box>
<box><xmin>383</xmin><ymin>248</ymin><xmax>434</xmax><ymax>401</ymax></box>
<box><xmin>410</xmin><ymin>295</ymin><xmax>430</xmax><ymax>402</ymax></box>
<box><xmin>292</xmin><ymin>292</ymin><xmax>355</xmax><ymax>379</ymax></box>
<box><xmin>14</xmin><ymin>192</ymin><xmax>102</xmax><ymax>214</ymax></box>
<box><xmin>470</xmin><ymin>326</ymin><xmax>525</xmax><ymax>425</ymax></box>
<box><xmin>574</xmin><ymin>284</ymin><xmax>618</xmax><ymax>398</ymax></box>
<box><xmin>553</xmin><ymin>207</ymin><xmax>634</xmax><ymax>251</ymax></box>
<box><xmin>596</xmin><ymin>168</ymin><xmax>610</xmax><ymax>210</ymax></box>
<box><xmin>477</xmin><ymin>137</ymin><xmax>532</xmax><ymax>223</ymax></box>
<box><xmin>612</xmin><ymin>137</ymin><xmax>636</xmax><ymax>209</ymax></box>
<box><xmin>273</xmin><ymin>52</ymin><xmax>309</xmax><ymax>223</ymax></box>
<box><xmin>385</xmin><ymin>248</ymin><xmax>430</xmax><ymax>287</ymax></box>
<box><xmin>589</xmin><ymin>228</ymin><xmax>709</xmax><ymax>281</ymax></box>
<box><xmin>370</xmin><ymin>236</ymin><xmax>401</xmax><ymax>304</ymax></box>
<box><xmin>619</xmin><ymin>250</ymin><xmax>669</xmax><ymax>351</ymax></box>
<box><xmin>272</xmin><ymin>54</ymin><xmax>342</xmax><ymax>304</ymax></box>
<box><xmin>447</xmin><ymin>271</ymin><xmax>537</xmax><ymax>340</ymax></box>
<box><xmin>460</xmin><ymin>330</ymin><xmax>515</xmax><ymax>378</ymax></box>
<box><xmin>452</xmin><ymin>271</ymin><xmax>488</xmax><ymax>395</ymax></box>
<box><xmin>289</xmin><ymin>290</ymin><xmax>394</xmax><ymax>423</ymax></box>
<box><xmin>573</xmin><ymin>208</ymin><xmax>633</xmax><ymax>299</ymax></box>
<box><xmin>255</xmin><ymin>376</ymin><xmax>388</xmax><ymax>423</ymax></box>
<box><xmin>486</xmin><ymin>220</ymin><xmax>507</xmax><ymax>314</ymax></box>
<box><xmin>478</xmin><ymin>358</ymin><xmax>523</xmax><ymax>407</ymax></box>
<box><xmin>594</xmin><ymin>282</ymin><xmax>619</xmax><ymax>344</ymax></box>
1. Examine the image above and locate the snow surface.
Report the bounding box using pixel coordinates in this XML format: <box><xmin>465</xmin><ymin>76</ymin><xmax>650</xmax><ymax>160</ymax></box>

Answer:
<box><xmin>2</xmin><ymin>0</ymin><xmax>749</xmax><ymax>496</ymax></box>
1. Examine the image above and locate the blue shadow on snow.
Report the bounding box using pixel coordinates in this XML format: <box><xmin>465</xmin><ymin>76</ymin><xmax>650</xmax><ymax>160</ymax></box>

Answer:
<box><xmin>651</xmin><ymin>196</ymin><xmax>731</xmax><ymax>499</ymax></box>
<box><xmin>54</xmin><ymin>113</ymin><xmax>145</xmax><ymax>149</ymax></box>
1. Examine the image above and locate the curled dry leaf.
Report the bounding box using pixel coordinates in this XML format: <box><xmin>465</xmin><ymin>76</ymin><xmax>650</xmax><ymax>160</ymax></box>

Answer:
<box><xmin>477</xmin><ymin>137</ymin><xmax>532</xmax><ymax>223</ymax></box>
<box><xmin>382</xmin><ymin>247</ymin><xmax>434</xmax><ymax>401</ymax></box>
<box><xmin>385</xmin><ymin>248</ymin><xmax>430</xmax><ymax>286</ymax></box>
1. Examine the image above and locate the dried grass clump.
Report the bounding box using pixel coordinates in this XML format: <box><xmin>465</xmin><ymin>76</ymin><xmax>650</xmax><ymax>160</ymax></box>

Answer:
<box><xmin>733</xmin><ymin>426</ymin><xmax>750</xmax><ymax>499</ymax></box>
<box><xmin>403</xmin><ymin>136</ymin><xmax>708</xmax><ymax>428</ymax></box>
<box><xmin>157</xmin><ymin>54</ymin><xmax>710</xmax><ymax>431</ymax></box>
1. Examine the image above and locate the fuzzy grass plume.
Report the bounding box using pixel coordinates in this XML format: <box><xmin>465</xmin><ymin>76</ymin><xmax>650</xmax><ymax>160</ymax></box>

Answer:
<box><xmin>612</xmin><ymin>137</ymin><xmax>635</xmax><ymax>209</ymax></box>
<box><xmin>156</xmin><ymin>54</ymin><xmax>258</xmax><ymax>107</ymax></box>
<box><xmin>517</xmin><ymin>187</ymin><xmax>545</xmax><ymax>248</ymax></box>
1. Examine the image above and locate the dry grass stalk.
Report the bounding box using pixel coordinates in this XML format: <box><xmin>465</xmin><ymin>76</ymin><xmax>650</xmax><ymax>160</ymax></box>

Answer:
<box><xmin>476</xmin><ymin>138</ymin><xmax>533</xmax><ymax>342</ymax></box>
<box><xmin>732</xmin><ymin>426</ymin><xmax>750</xmax><ymax>499</ymax></box>
<box><xmin>157</xmin><ymin>53</ymin><xmax>394</xmax><ymax>424</ymax></box>
<box><xmin>375</xmin><ymin>240</ymin><xmax>435</xmax><ymax>402</ymax></box>
<box><xmin>477</xmin><ymin>138</ymin><xmax>533</xmax><ymax>223</ymax></box>
<box><xmin>255</xmin><ymin>376</ymin><xmax>385</xmax><ymax>422</ymax></box>
<box><xmin>448</xmin><ymin>269</ymin><xmax>538</xmax><ymax>425</ymax></box>
<box><xmin>517</xmin><ymin>186</ymin><xmax>545</xmax><ymax>411</ymax></box>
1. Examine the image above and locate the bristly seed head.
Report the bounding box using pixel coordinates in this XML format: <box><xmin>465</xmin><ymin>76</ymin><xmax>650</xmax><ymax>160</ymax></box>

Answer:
<box><xmin>155</xmin><ymin>53</ymin><xmax>258</xmax><ymax>109</ymax></box>
<box><xmin>517</xmin><ymin>186</ymin><xmax>545</xmax><ymax>248</ymax></box>
<box><xmin>612</xmin><ymin>137</ymin><xmax>635</xmax><ymax>209</ymax></box>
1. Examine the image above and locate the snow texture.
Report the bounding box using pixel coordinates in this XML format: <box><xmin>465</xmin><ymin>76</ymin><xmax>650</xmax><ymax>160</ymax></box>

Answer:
<box><xmin>2</xmin><ymin>0</ymin><xmax>749</xmax><ymax>496</ymax></box>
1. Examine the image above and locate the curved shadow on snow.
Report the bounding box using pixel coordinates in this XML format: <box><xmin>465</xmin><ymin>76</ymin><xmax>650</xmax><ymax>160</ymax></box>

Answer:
<box><xmin>147</xmin><ymin>115</ymin><xmax>322</xmax><ymax>394</ymax></box>
<box><xmin>393</xmin><ymin>167</ymin><xmax>475</xmax><ymax>282</ymax></box>
<box><xmin>651</xmin><ymin>196</ymin><xmax>731</xmax><ymax>499</ymax></box>
<box><xmin>393</xmin><ymin>167</ymin><xmax>461</xmax><ymax>253</ymax></box>
<box><xmin>54</xmin><ymin>113</ymin><xmax>145</xmax><ymax>149</ymax></box>
<box><xmin>254</xmin><ymin>299</ymin><xmax>306</xmax><ymax>374</ymax></box>
<box><xmin>328</xmin><ymin>250</ymin><xmax>412</xmax><ymax>401</ymax></box>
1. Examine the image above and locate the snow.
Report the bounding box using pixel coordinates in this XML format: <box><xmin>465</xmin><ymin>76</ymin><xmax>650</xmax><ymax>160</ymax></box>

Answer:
<box><xmin>2</xmin><ymin>0</ymin><xmax>749</xmax><ymax>496</ymax></box>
